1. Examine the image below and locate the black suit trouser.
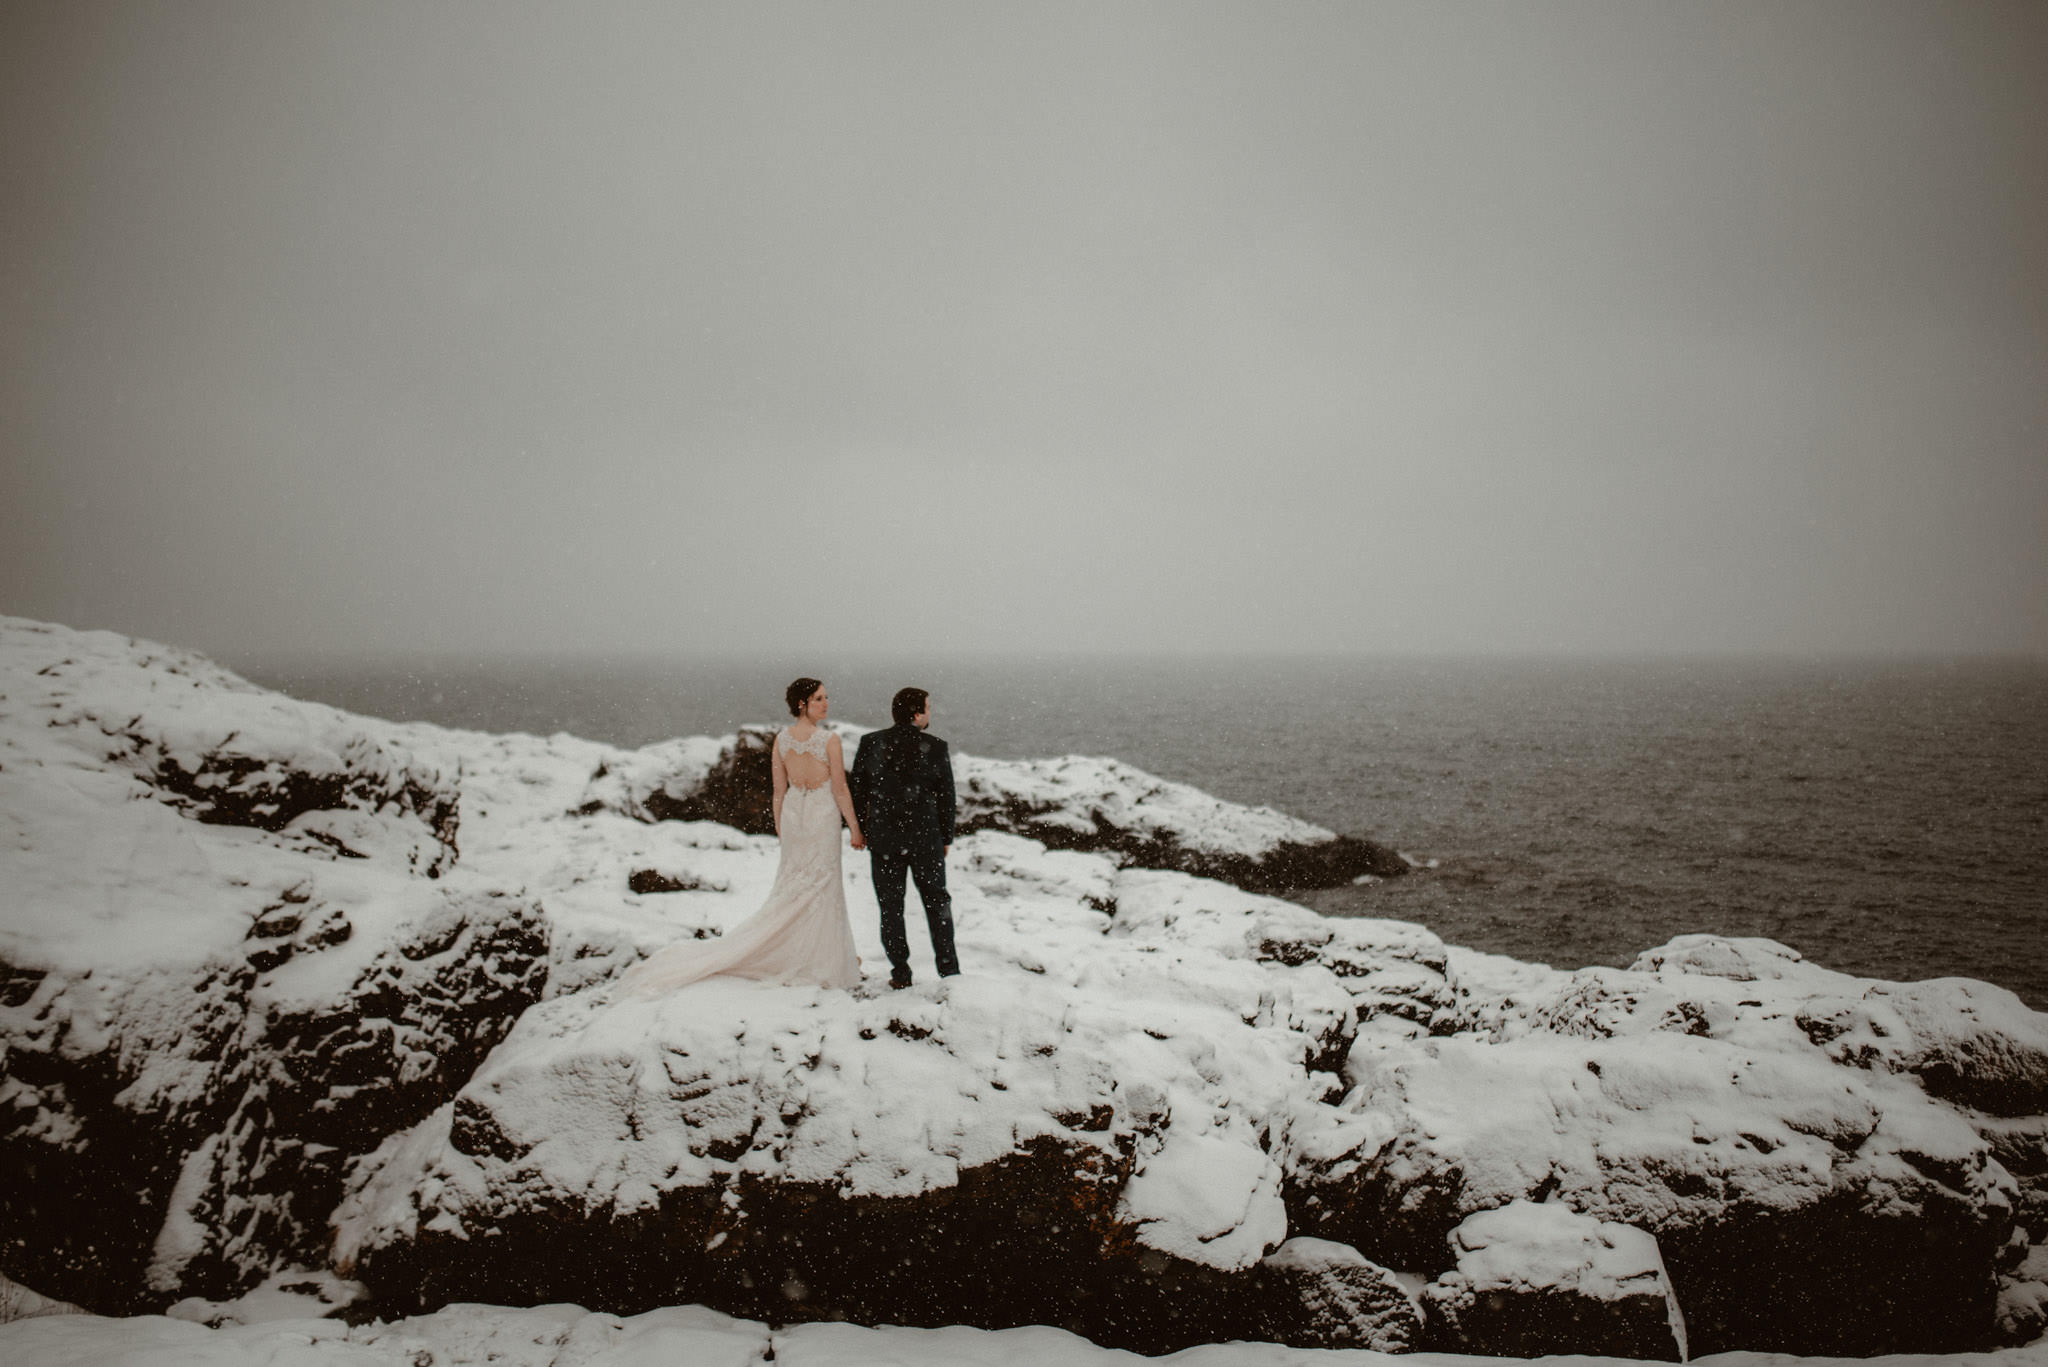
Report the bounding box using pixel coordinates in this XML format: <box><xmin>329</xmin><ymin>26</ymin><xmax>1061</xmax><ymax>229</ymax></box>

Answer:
<box><xmin>870</xmin><ymin>842</ymin><xmax>957</xmax><ymax>978</ymax></box>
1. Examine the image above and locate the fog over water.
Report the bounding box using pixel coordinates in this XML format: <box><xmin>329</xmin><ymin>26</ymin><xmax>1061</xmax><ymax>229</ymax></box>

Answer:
<box><xmin>3</xmin><ymin>2</ymin><xmax>2045</xmax><ymax>660</ymax></box>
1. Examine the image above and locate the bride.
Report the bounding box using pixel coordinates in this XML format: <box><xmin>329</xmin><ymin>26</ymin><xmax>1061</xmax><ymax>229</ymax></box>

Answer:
<box><xmin>617</xmin><ymin>678</ymin><xmax>866</xmax><ymax>996</ymax></box>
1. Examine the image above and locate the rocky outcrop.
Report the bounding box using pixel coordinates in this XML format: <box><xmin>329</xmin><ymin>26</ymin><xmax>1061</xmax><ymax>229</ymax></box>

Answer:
<box><xmin>0</xmin><ymin>622</ymin><xmax>546</xmax><ymax>1311</ymax></box>
<box><xmin>952</xmin><ymin>752</ymin><xmax>1408</xmax><ymax>893</ymax></box>
<box><xmin>577</xmin><ymin>729</ymin><xmax>768</xmax><ymax>830</ymax></box>
<box><xmin>1283</xmin><ymin>934</ymin><xmax>2048</xmax><ymax>1355</ymax></box>
<box><xmin>577</xmin><ymin>724</ymin><xmax>1408</xmax><ymax>894</ymax></box>
<box><xmin>2</xmin><ymin>616</ymin><xmax>2045</xmax><ymax>1357</ymax></box>
<box><xmin>0</xmin><ymin>874</ymin><xmax>548</xmax><ymax>1311</ymax></box>
<box><xmin>14</xmin><ymin>621</ymin><xmax>461</xmax><ymax>875</ymax></box>
<box><xmin>327</xmin><ymin>877</ymin><xmax>1359</xmax><ymax>1350</ymax></box>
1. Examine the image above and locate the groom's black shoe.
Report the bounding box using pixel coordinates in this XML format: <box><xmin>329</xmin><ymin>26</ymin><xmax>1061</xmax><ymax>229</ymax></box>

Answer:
<box><xmin>889</xmin><ymin>971</ymin><xmax>914</xmax><ymax>990</ymax></box>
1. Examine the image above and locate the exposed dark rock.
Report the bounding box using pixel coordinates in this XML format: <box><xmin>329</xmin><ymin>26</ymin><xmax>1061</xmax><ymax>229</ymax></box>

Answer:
<box><xmin>1996</xmin><ymin>1244</ymin><xmax>2048</xmax><ymax>1346</ymax></box>
<box><xmin>1655</xmin><ymin>1193</ymin><xmax>2000</xmax><ymax>1356</ymax></box>
<box><xmin>350</xmin><ymin>1129</ymin><xmax>1143</xmax><ymax>1340</ymax></box>
<box><xmin>638</xmin><ymin>728</ymin><xmax>779</xmax><ymax>833</ymax></box>
<box><xmin>0</xmin><ymin>956</ymin><xmax>253</xmax><ymax>1314</ymax></box>
<box><xmin>112</xmin><ymin>725</ymin><xmax>461</xmax><ymax>877</ymax></box>
<box><xmin>1868</xmin><ymin>980</ymin><xmax>2048</xmax><ymax>1117</ymax></box>
<box><xmin>1420</xmin><ymin>1202</ymin><xmax>1686</xmax><ymax>1361</ymax></box>
<box><xmin>627</xmin><ymin>868</ymin><xmax>723</xmax><ymax>894</ymax></box>
<box><xmin>1981</xmin><ymin>1115</ymin><xmax>2048</xmax><ymax>1242</ymax></box>
<box><xmin>1251</xmin><ymin>1237</ymin><xmax>1423</xmax><ymax>1352</ymax></box>
<box><xmin>958</xmin><ymin>802</ymin><xmax>1407</xmax><ymax>895</ymax></box>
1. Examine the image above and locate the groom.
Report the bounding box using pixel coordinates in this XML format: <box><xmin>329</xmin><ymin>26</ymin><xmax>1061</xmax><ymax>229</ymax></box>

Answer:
<box><xmin>849</xmin><ymin>687</ymin><xmax>958</xmax><ymax>989</ymax></box>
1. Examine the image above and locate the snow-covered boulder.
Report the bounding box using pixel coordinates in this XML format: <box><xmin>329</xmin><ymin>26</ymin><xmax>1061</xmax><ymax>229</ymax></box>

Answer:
<box><xmin>1420</xmin><ymin>1200</ymin><xmax>1686</xmax><ymax>1360</ymax></box>
<box><xmin>1250</xmin><ymin>1236</ymin><xmax>1423</xmax><ymax>1351</ymax></box>
<box><xmin>1999</xmin><ymin>1240</ymin><xmax>2048</xmax><ymax>1347</ymax></box>
<box><xmin>1520</xmin><ymin>936</ymin><xmax>2048</xmax><ymax>1273</ymax></box>
<box><xmin>1288</xmin><ymin>951</ymin><xmax>2028</xmax><ymax>1355</ymax></box>
<box><xmin>1634</xmin><ymin>936</ymin><xmax>2048</xmax><ymax>1112</ymax></box>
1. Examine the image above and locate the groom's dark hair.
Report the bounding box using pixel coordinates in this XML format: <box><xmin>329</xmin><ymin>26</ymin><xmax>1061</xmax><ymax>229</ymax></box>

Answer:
<box><xmin>891</xmin><ymin>687</ymin><xmax>929</xmax><ymax>726</ymax></box>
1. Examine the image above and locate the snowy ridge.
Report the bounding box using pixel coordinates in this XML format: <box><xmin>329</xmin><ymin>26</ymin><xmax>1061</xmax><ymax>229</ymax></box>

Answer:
<box><xmin>2</xmin><ymin>616</ymin><xmax>2046</xmax><ymax>1359</ymax></box>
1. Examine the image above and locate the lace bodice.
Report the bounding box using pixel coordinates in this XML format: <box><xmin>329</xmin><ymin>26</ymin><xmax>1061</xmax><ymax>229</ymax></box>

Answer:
<box><xmin>778</xmin><ymin>727</ymin><xmax>831</xmax><ymax>761</ymax></box>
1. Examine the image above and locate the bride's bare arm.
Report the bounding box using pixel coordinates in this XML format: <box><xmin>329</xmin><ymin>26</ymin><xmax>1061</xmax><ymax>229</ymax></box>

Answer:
<box><xmin>827</xmin><ymin>734</ymin><xmax>864</xmax><ymax>848</ymax></box>
<box><xmin>770</xmin><ymin>738</ymin><xmax>788</xmax><ymax>836</ymax></box>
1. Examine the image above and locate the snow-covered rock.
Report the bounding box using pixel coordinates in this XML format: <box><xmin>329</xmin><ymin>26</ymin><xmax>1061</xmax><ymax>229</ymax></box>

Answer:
<box><xmin>325</xmin><ymin>867</ymin><xmax>1358</xmax><ymax>1348</ymax></box>
<box><xmin>1998</xmin><ymin>1241</ymin><xmax>2048</xmax><ymax>1348</ymax></box>
<box><xmin>952</xmin><ymin>750</ymin><xmax>1409</xmax><ymax>893</ymax></box>
<box><xmin>2</xmin><ymin>616</ymin><xmax>2045</xmax><ymax>1359</ymax></box>
<box><xmin>1251</xmin><ymin>1236</ymin><xmax>1423</xmax><ymax>1351</ymax></box>
<box><xmin>1287</xmin><ymin>952</ymin><xmax>2026</xmax><ymax>1354</ymax></box>
<box><xmin>0</xmin><ymin>621</ymin><xmax>553</xmax><ymax>1311</ymax></box>
<box><xmin>166</xmin><ymin>1269</ymin><xmax>367</xmax><ymax>1328</ymax></box>
<box><xmin>1420</xmin><ymin>1200</ymin><xmax>1686</xmax><ymax>1360</ymax></box>
<box><xmin>580</xmin><ymin>722</ymin><xmax>1409</xmax><ymax>893</ymax></box>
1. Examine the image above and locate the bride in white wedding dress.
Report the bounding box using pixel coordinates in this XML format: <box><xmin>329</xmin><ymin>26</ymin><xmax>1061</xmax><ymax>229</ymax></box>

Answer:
<box><xmin>617</xmin><ymin>678</ymin><xmax>865</xmax><ymax>996</ymax></box>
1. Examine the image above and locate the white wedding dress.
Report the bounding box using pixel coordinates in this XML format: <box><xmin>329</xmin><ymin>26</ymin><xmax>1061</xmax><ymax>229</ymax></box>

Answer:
<box><xmin>616</xmin><ymin>728</ymin><xmax>860</xmax><ymax>996</ymax></box>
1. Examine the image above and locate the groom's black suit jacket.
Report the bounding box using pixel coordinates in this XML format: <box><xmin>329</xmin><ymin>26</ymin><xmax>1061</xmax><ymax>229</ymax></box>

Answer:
<box><xmin>850</xmin><ymin>723</ymin><xmax>956</xmax><ymax>850</ymax></box>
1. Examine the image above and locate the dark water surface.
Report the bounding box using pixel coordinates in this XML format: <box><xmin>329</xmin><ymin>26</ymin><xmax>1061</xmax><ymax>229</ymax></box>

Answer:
<box><xmin>239</xmin><ymin>653</ymin><xmax>2048</xmax><ymax>1009</ymax></box>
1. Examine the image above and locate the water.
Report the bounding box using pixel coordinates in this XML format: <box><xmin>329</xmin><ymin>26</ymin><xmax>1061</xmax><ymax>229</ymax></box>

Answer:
<box><xmin>238</xmin><ymin>653</ymin><xmax>2048</xmax><ymax>1009</ymax></box>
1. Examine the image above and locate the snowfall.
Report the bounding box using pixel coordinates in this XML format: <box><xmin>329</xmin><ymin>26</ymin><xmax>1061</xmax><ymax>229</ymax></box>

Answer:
<box><xmin>1</xmin><ymin>615</ymin><xmax>2044</xmax><ymax>1367</ymax></box>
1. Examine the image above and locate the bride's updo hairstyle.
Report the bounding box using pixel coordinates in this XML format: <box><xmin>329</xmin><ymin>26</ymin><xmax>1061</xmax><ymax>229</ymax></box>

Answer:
<box><xmin>785</xmin><ymin>678</ymin><xmax>823</xmax><ymax>717</ymax></box>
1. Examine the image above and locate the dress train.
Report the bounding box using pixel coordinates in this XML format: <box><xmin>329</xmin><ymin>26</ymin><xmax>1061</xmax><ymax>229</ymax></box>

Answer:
<box><xmin>617</xmin><ymin>777</ymin><xmax>859</xmax><ymax>996</ymax></box>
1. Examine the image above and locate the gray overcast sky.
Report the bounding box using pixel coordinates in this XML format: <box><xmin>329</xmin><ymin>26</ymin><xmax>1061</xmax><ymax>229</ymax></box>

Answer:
<box><xmin>2</xmin><ymin>1</ymin><xmax>2043</xmax><ymax>659</ymax></box>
